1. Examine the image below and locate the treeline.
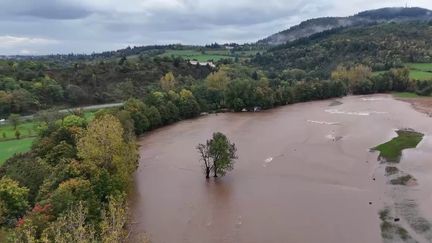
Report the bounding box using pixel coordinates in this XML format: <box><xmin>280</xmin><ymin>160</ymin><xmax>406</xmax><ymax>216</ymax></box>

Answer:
<box><xmin>331</xmin><ymin>65</ymin><xmax>412</xmax><ymax>94</ymax></box>
<box><xmin>119</xmin><ymin>65</ymin><xmax>348</xmax><ymax>137</ymax></box>
<box><xmin>124</xmin><ymin>63</ymin><xmax>415</xmax><ymax>134</ymax></box>
<box><xmin>332</xmin><ymin>63</ymin><xmax>432</xmax><ymax>97</ymax></box>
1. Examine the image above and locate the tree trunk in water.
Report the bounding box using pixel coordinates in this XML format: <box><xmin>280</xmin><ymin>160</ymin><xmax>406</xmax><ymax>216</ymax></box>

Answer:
<box><xmin>214</xmin><ymin>165</ymin><xmax>218</xmax><ymax>177</ymax></box>
<box><xmin>206</xmin><ymin>167</ymin><xmax>210</xmax><ymax>179</ymax></box>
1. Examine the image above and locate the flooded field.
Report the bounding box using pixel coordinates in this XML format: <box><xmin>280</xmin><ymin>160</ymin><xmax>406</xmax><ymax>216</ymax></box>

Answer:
<box><xmin>130</xmin><ymin>94</ymin><xmax>432</xmax><ymax>243</ymax></box>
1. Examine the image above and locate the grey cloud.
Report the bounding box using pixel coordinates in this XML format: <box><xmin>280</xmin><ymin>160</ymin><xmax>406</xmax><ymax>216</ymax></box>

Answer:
<box><xmin>0</xmin><ymin>0</ymin><xmax>431</xmax><ymax>55</ymax></box>
<box><xmin>0</xmin><ymin>0</ymin><xmax>91</xmax><ymax>20</ymax></box>
<box><xmin>21</xmin><ymin>4</ymin><xmax>91</xmax><ymax>19</ymax></box>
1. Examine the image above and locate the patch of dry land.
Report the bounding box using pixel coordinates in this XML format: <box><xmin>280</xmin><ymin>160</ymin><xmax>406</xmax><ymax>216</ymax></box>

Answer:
<box><xmin>131</xmin><ymin>94</ymin><xmax>432</xmax><ymax>243</ymax></box>
<box><xmin>396</xmin><ymin>97</ymin><xmax>432</xmax><ymax>117</ymax></box>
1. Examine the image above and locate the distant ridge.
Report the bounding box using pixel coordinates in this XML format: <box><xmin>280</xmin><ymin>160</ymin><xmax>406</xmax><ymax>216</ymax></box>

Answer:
<box><xmin>258</xmin><ymin>7</ymin><xmax>432</xmax><ymax>45</ymax></box>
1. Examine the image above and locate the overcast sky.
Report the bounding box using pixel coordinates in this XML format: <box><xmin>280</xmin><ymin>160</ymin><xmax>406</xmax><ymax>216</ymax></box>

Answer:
<box><xmin>0</xmin><ymin>0</ymin><xmax>431</xmax><ymax>55</ymax></box>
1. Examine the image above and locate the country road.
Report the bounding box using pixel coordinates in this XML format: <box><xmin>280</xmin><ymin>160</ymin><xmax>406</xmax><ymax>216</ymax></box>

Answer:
<box><xmin>2</xmin><ymin>102</ymin><xmax>124</xmax><ymax>122</ymax></box>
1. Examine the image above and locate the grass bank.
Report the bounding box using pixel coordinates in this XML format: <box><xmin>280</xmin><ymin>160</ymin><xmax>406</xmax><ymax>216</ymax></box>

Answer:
<box><xmin>0</xmin><ymin>121</ymin><xmax>36</xmax><ymax>141</ymax></box>
<box><xmin>0</xmin><ymin>138</ymin><xmax>34</xmax><ymax>165</ymax></box>
<box><xmin>372</xmin><ymin>130</ymin><xmax>423</xmax><ymax>162</ymax></box>
<box><xmin>373</xmin><ymin>63</ymin><xmax>432</xmax><ymax>81</ymax></box>
<box><xmin>160</xmin><ymin>49</ymin><xmax>233</xmax><ymax>62</ymax></box>
<box><xmin>392</xmin><ymin>92</ymin><xmax>423</xmax><ymax>98</ymax></box>
<box><xmin>406</xmin><ymin>63</ymin><xmax>432</xmax><ymax>80</ymax></box>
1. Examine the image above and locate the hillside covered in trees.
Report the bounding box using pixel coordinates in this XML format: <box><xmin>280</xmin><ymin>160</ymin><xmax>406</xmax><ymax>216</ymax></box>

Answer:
<box><xmin>258</xmin><ymin>7</ymin><xmax>432</xmax><ymax>45</ymax></box>
<box><xmin>254</xmin><ymin>22</ymin><xmax>432</xmax><ymax>78</ymax></box>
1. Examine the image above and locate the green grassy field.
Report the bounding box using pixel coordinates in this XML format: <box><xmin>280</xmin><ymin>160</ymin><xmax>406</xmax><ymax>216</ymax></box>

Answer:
<box><xmin>391</xmin><ymin>92</ymin><xmax>422</xmax><ymax>98</ymax></box>
<box><xmin>372</xmin><ymin>130</ymin><xmax>424</xmax><ymax>162</ymax></box>
<box><xmin>374</xmin><ymin>63</ymin><xmax>432</xmax><ymax>80</ymax></box>
<box><xmin>406</xmin><ymin>63</ymin><xmax>432</xmax><ymax>72</ymax></box>
<box><xmin>405</xmin><ymin>63</ymin><xmax>432</xmax><ymax>80</ymax></box>
<box><xmin>372</xmin><ymin>71</ymin><xmax>387</xmax><ymax>76</ymax></box>
<box><xmin>160</xmin><ymin>49</ymin><xmax>233</xmax><ymax>62</ymax></box>
<box><xmin>0</xmin><ymin>121</ymin><xmax>36</xmax><ymax>141</ymax></box>
<box><xmin>0</xmin><ymin>138</ymin><xmax>34</xmax><ymax>164</ymax></box>
<box><xmin>409</xmin><ymin>70</ymin><xmax>432</xmax><ymax>80</ymax></box>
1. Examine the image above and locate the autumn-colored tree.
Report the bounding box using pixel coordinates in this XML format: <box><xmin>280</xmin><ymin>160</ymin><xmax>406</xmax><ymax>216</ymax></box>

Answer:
<box><xmin>49</xmin><ymin>178</ymin><xmax>95</xmax><ymax>216</ymax></box>
<box><xmin>41</xmin><ymin>202</ymin><xmax>96</xmax><ymax>243</ymax></box>
<box><xmin>99</xmin><ymin>196</ymin><xmax>129</xmax><ymax>243</ymax></box>
<box><xmin>77</xmin><ymin>114</ymin><xmax>138</xmax><ymax>196</ymax></box>
<box><xmin>205</xmin><ymin>68</ymin><xmax>229</xmax><ymax>91</ymax></box>
<box><xmin>331</xmin><ymin>64</ymin><xmax>372</xmax><ymax>92</ymax></box>
<box><xmin>178</xmin><ymin>89</ymin><xmax>201</xmax><ymax>118</ymax></box>
<box><xmin>0</xmin><ymin>177</ymin><xmax>29</xmax><ymax>225</ymax></box>
<box><xmin>160</xmin><ymin>72</ymin><xmax>177</xmax><ymax>91</ymax></box>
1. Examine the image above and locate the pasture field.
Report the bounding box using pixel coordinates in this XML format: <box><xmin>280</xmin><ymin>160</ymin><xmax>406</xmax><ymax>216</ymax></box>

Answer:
<box><xmin>374</xmin><ymin>63</ymin><xmax>432</xmax><ymax>80</ymax></box>
<box><xmin>160</xmin><ymin>49</ymin><xmax>233</xmax><ymax>62</ymax></box>
<box><xmin>406</xmin><ymin>63</ymin><xmax>432</xmax><ymax>72</ymax></box>
<box><xmin>409</xmin><ymin>70</ymin><xmax>432</xmax><ymax>80</ymax></box>
<box><xmin>406</xmin><ymin>63</ymin><xmax>432</xmax><ymax>80</ymax></box>
<box><xmin>0</xmin><ymin>138</ymin><xmax>34</xmax><ymax>164</ymax></box>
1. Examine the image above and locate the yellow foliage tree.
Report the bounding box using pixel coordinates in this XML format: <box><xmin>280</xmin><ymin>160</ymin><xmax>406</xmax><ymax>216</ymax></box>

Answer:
<box><xmin>331</xmin><ymin>64</ymin><xmax>372</xmax><ymax>91</ymax></box>
<box><xmin>160</xmin><ymin>72</ymin><xmax>177</xmax><ymax>91</ymax></box>
<box><xmin>77</xmin><ymin>115</ymin><xmax>138</xmax><ymax>192</ymax></box>
<box><xmin>205</xmin><ymin>68</ymin><xmax>229</xmax><ymax>91</ymax></box>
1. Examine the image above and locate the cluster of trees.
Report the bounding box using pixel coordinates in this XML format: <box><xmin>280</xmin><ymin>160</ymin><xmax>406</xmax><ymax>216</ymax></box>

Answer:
<box><xmin>0</xmin><ymin>108</ymin><xmax>139</xmax><ymax>241</ymax></box>
<box><xmin>187</xmin><ymin>65</ymin><xmax>348</xmax><ymax>112</ymax></box>
<box><xmin>123</xmin><ymin>88</ymin><xmax>201</xmax><ymax>135</ymax></box>
<box><xmin>414</xmin><ymin>79</ymin><xmax>432</xmax><ymax>96</ymax></box>
<box><xmin>330</xmin><ymin>64</ymin><xmax>411</xmax><ymax>94</ymax></box>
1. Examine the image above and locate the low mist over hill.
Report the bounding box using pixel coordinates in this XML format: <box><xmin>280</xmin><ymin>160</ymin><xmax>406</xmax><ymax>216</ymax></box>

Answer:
<box><xmin>259</xmin><ymin>7</ymin><xmax>432</xmax><ymax>45</ymax></box>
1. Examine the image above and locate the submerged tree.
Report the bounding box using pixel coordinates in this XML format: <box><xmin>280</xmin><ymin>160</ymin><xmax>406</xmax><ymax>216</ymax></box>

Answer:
<box><xmin>197</xmin><ymin>132</ymin><xmax>238</xmax><ymax>178</ymax></box>
<box><xmin>197</xmin><ymin>141</ymin><xmax>212</xmax><ymax>179</ymax></box>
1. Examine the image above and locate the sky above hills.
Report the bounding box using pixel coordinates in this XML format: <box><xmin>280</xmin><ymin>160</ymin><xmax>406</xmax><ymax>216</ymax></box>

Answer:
<box><xmin>1</xmin><ymin>0</ymin><xmax>432</xmax><ymax>55</ymax></box>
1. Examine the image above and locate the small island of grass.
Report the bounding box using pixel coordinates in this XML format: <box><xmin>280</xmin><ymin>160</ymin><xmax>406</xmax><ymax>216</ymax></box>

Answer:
<box><xmin>372</xmin><ymin>130</ymin><xmax>424</xmax><ymax>163</ymax></box>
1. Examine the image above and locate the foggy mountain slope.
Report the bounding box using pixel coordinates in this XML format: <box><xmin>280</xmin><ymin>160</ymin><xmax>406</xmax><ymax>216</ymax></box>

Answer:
<box><xmin>259</xmin><ymin>7</ymin><xmax>432</xmax><ymax>45</ymax></box>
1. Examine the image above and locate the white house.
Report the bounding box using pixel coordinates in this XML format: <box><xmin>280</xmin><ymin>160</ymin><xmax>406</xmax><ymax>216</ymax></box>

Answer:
<box><xmin>189</xmin><ymin>60</ymin><xmax>216</xmax><ymax>68</ymax></box>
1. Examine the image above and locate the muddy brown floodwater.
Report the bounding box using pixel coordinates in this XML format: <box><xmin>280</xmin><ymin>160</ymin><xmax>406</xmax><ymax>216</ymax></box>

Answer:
<box><xmin>130</xmin><ymin>94</ymin><xmax>432</xmax><ymax>243</ymax></box>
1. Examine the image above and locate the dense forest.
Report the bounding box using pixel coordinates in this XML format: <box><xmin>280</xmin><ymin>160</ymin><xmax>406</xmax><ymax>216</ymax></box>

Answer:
<box><xmin>2</xmin><ymin>12</ymin><xmax>432</xmax><ymax>241</ymax></box>
<box><xmin>254</xmin><ymin>22</ymin><xmax>432</xmax><ymax>77</ymax></box>
<box><xmin>0</xmin><ymin>57</ymin><xmax>212</xmax><ymax>116</ymax></box>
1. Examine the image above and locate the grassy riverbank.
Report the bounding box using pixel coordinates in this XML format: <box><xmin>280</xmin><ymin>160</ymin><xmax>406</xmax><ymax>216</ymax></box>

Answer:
<box><xmin>373</xmin><ymin>130</ymin><xmax>424</xmax><ymax>162</ymax></box>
